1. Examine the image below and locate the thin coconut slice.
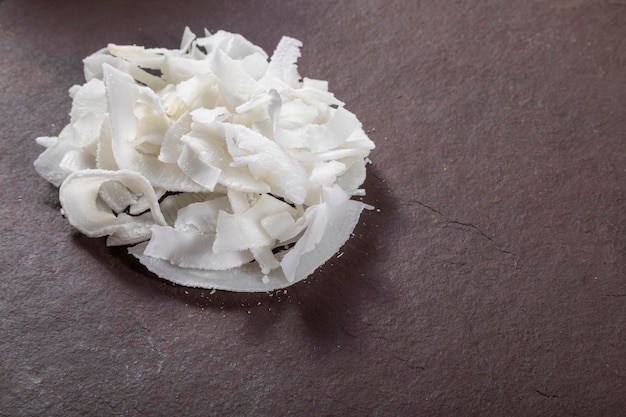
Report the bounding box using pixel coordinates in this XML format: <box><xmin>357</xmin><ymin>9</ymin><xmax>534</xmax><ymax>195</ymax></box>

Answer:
<box><xmin>176</xmin><ymin>144</ymin><xmax>222</xmax><ymax>190</ymax></box>
<box><xmin>84</xmin><ymin>49</ymin><xmax>167</xmax><ymax>91</ymax></box>
<box><xmin>225</xmin><ymin>123</ymin><xmax>308</xmax><ymax>204</ymax></box>
<box><xmin>195</xmin><ymin>30</ymin><xmax>268</xmax><ymax>62</ymax></box>
<box><xmin>34</xmin><ymin>141</ymin><xmax>82</xmax><ymax>187</ymax></box>
<box><xmin>265</xmin><ymin>36</ymin><xmax>302</xmax><ymax>88</ymax></box>
<box><xmin>251</xmin><ymin>246</ymin><xmax>280</xmax><ymax>275</ymax></box>
<box><xmin>176</xmin><ymin>75</ymin><xmax>223</xmax><ymax>111</ymax></box>
<box><xmin>59</xmin><ymin>169</ymin><xmax>166</xmax><ymax>240</ymax></box>
<box><xmin>260</xmin><ymin>211</ymin><xmax>299</xmax><ymax>242</ymax></box>
<box><xmin>280</xmin><ymin>199</ymin><xmax>364</xmax><ymax>284</ymax></box>
<box><xmin>174</xmin><ymin>196</ymin><xmax>230</xmax><ymax>234</ymax></box>
<box><xmin>68</xmin><ymin>78</ymin><xmax>107</xmax><ymax>148</ymax></box>
<box><xmin>159</xmin><ymin>192</ymin><xmax>215</xmax><ymax>226</ymax></box>
<box><xmin>336</xmin><ymin>157</ymin><xmax>368</xmax><ymax>193</ymax></box>
<box><xmin>161</xmin><ymin>55</ymin><xmax>212</xmax><ymax>85</ymax></box>
<box><xmin>105</xmin><ymin>212</ymin><xmax>159</xmax><ymax>246</ymax></box>
<box><xmin>179</xmin><ymin>26</ymin><xmax>197</xmax><ymax>53</ymax></box>
<box><xmin>213</xmin><ymin>193</ymin><xmax>295</xmax><ymax>253</ymax></box>
<box><xmin>97</xmin><ymin>179</ymin><xmax>137</xmax><ymax>213</ymax></box>
<box><xmin>275</xmin><ymin>106</ymin><xmax>360</xmax><ymax>152</ymax></box>
<box><xmin>158</xmin><ymin>112</ymin><xmax>192</xmax><ymax>163</ymax></box>
<box><xmin>179</xmin><ymin>132</ymin><xmax>270</xmax><ymax>194</ymax></box>
<box><xmin>104</xmin><ymin>64</ymin><xmax>205</xmax><ymax>192</ymax></box>
<box><xmin>277</xmin><ymin>98</ymin><xmax>318</xmax><ymax>130</ymax></box>
<box><xmin>106</xmin><ymin>44</ymin><xmax>168</xmax><ymax>70</ymax></box>
<box><xmin>95</xmin><ymin>115</ymin><xmax>119</xmax><ymax>170</ymax></box>
<box><xmin>59</xmin><ymin>149</ymin><xmax>96</xmax><ymax>174</ymax></box>
<box><xmin>209</xmin><ymin>49</ymin><xmax>263</xmax><ymax>107</ymax></box>
<box><xmin>144</xmin><ymin>225</ymin><xmax>254</xmax><ymax>270</ymax></box>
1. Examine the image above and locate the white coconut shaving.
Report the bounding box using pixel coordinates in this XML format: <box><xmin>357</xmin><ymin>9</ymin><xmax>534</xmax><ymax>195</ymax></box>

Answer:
<box><xmin>34</xmin><ymin>28</ymin><xmax>375</xmax><ymax>291</ymax></box>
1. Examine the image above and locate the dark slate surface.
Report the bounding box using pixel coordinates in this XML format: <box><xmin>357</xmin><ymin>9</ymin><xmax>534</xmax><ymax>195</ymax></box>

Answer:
<box><xmin>1</xmin><ymin>1</ymin><xmax>624</xmax><ymax>416</ymax></box>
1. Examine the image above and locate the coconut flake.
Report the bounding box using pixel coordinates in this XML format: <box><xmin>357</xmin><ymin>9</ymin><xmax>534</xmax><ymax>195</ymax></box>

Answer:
<box><xmin>260</xmin><ymin>211</ymin><xmax>297</xmax><ymax>241</ymax></box>
<box><xmin>174</xmin><ymin>196</ymin><xmax>230</xmax><ymax>234</ymax></box>
<box><xmin>213</xmin><ymin>193</ymin><xmax>294</xmax><ymax>252</ymax></box>
<box><xmin>226</xmin><ymin>123</ymin><xmax>308</xmax><ymax>204</ymax></box>
<box><xmin>59</xmin><ymin>169</ymin><xmax>166</xmax><ymax>241</ymax></box>
<box><xmin>266</xmin><ymin>36</ymin><xmax>303</xmax><ymax>88</ymax></box>
<box><xmin>144</xmin><ymin>225</ymin><xmax>253</xmax><ymax>270</ymax></box>
<box><xmin>34</xmin><ymin>28</ymin><xmax>375</xmax><ymax>292</ymax></box>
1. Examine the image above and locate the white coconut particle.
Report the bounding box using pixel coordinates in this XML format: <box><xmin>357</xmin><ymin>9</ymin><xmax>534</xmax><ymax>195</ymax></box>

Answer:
<box><xmin>34</xmin><ymin>27</ymin><xmax>375</xmax><ymax>292</ymax></box>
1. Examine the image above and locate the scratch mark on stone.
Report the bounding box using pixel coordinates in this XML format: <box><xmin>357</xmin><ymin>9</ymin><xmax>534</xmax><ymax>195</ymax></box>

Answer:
<box><xmin>533</xmin><ymin>387</ymin><xmax>560</xmax><ymax>399</ymax></box>
<box><xmin>443</xmin><ymin>220</ymin><xmax>494</xmax><ymax>242</ymax></box>
<box><xmin>400</xmin><ymin>198</ymin><xmax>520</xmax><ymax>264</ymax></box>
<box><xmin>402</xmin><ymin>199</ymin><xmax>443</xmax><ymax>216</ymax></box>
<box><xmin>443</xmin><ymin>260</ymin><xmax>467</xmax><ymax>267</ymax></box>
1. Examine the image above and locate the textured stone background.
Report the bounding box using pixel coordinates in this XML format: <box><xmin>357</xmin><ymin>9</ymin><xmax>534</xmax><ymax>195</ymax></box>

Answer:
<box><xmin>1</xmin><ymin>1</ymin><xmax>624</xmax><ymax>416</ymax></box>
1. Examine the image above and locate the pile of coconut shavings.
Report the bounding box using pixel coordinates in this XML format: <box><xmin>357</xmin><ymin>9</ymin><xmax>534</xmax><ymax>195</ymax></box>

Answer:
<box><xmin>34</xmin><ymin>28</ymin><xmax>374</xmax><ymax>292</ymax></box>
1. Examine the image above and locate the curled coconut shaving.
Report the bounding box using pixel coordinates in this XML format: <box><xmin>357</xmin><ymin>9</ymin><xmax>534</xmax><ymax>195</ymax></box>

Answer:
<box><xmin>34</xmin><ymin>28</ymin><xmax>375</xmax><ymax>291</ymax></box>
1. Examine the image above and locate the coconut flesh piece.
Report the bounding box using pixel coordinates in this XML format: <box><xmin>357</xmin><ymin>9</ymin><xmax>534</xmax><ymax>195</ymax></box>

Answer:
<box><xmin>34</xmin><ymin>28</ymin><xmax>375</xmax><ymax>292</ymax></box>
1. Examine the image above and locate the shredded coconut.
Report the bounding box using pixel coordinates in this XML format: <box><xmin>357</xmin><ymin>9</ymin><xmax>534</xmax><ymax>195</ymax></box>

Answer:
<box><xmin>34</xmin><ymin>28</ymin><xmax>375</xmax><ymax>292</ymax></box>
